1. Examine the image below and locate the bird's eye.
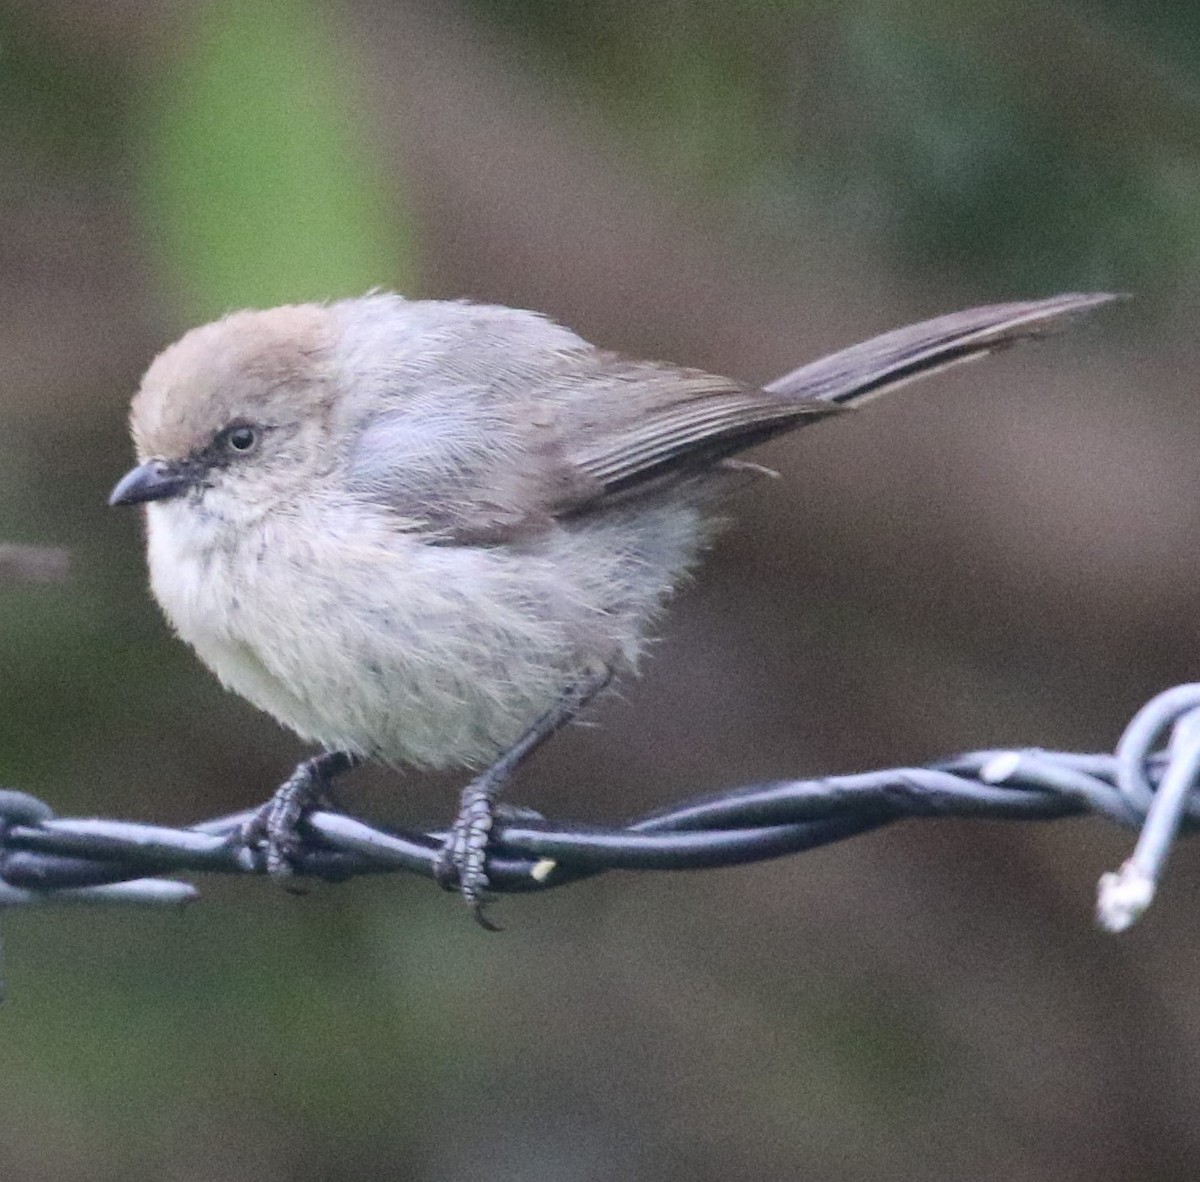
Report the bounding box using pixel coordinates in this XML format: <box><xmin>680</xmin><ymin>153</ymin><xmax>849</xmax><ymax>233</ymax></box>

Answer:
<box><xmin>223</xmin><ymin>425</ymin><xmax>259</xmax><ymax>454</ymax></box>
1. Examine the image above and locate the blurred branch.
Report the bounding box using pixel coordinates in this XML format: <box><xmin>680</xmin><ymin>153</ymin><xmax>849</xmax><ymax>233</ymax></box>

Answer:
<box><xmin>0</xmin><ymin>544</ymin><xmax>68</xmax><ymax>585</ymax></box>
<box><xmin>1</xmin><ymin>684</ymin><xmax>1197</xmax><ymax>929</ymax></box>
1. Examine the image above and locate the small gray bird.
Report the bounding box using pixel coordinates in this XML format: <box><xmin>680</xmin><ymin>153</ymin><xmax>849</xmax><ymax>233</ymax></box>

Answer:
<box><xmin>110</xmin><ymin>291</ymin><xmax>1112</xmax><ymax>919</ymax></box>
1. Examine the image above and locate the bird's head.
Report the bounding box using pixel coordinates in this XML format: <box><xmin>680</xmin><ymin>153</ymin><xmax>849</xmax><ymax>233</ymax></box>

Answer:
<box><xmin>110</xmin><ymin>303</ymin><xmax>340</xmax><ymax>527</ymax></box>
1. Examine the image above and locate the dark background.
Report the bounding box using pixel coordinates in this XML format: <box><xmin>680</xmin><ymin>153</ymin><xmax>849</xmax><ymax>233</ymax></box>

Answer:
<box><xmin>1</xmin><ymin>2</ymin><xmax>1198</xmax><ymax>1179</ymax></box>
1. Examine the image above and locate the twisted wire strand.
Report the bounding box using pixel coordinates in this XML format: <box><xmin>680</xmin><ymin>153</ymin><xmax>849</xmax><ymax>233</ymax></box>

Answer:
<box><xmin>1</xmin><ymin>684</ymin><xmax>1197</xmax><ymax>930</ymax></box>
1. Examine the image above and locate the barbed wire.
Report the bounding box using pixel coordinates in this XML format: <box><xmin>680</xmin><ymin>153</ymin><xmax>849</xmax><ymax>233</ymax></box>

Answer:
<box><xmin>2</xmin><ymin>683</ymin><xmax>1199</xmax><ymax>931</ymax></box>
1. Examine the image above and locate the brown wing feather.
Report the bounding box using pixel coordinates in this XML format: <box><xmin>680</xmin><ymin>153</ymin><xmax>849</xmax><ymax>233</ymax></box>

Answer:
<box><xmin>568</xmin><ymin>371</ymin><xmax>830</xmax><ymax>493</ymax></box>
<box><xmin>352</xmin><ymin>292</ymin><xmax>1114</xmax><ymax>544</ymax></box>
<box><xmin>562</xmin><ymin>291</ymin><xmax>1114</xmax><ymax>504</ymax></box>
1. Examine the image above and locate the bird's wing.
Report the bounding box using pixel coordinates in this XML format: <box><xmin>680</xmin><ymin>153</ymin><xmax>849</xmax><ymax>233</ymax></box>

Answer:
<box><xmin>561</xmin><ymin>291</ymin><xmax>1114</xmax><ymax>501</ymax></box>
<box><xmin>556</xmin><ymin>364</ymin><xmax>830</xmax><ymax>499</ymax></box>
<box><xmin>348</xmin><ymin>292</ymin><xmax>1113</xmax><ymax>543</ymax></box>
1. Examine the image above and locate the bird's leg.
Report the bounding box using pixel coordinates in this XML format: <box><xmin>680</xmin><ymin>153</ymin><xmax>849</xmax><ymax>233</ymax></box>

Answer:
<box><xmin>435</xmin><ymin>667</ymin><xmax>611</xmax><ymax>927</ymax></box>
<box><xmin>241</xmin><ymin>750</ymin><xmax>359</xmax><ymax>876</ymax></box>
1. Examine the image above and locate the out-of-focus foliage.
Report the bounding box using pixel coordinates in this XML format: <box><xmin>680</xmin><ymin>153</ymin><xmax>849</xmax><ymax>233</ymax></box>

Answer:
<box><xmin>0</xmin><ymin>6</ymin><xmax>120</xmax><ymax>167</ymax></box>
<box><xmin>469</xmin><ymin>0</ymin><xmax>1200</xmax><ymax>294</ymax></box>
<box><xmin>138</xmin><ymin>0</ymin><xmax>413</xmax><ymax>317</ymax></box>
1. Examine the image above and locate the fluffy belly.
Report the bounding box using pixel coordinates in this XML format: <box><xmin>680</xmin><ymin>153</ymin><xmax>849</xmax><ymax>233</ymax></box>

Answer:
<box><xmin>193</xmin><ymin>622</ymin><xmax>565</xmax><ymax>768</ymax></box>
<box><xmin>145</xmin><ymin>497</ymin><xmax>703</xmax><ymax>769</ymax></box>
<box><xmin>157</xmin><ymin>549</ymin><xmax>589</xmax><ymax>767</ymax></box>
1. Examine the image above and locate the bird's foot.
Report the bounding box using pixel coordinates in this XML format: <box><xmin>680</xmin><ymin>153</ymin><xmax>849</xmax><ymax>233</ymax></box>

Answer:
<box><xmin>434</xmin><ymin>775</ymin><xmax>501</xmax><ymax>928</ymax></box>
<box><xmin>240</xmin><ymin>751</ymin><xmax>356</xmax><ymax>877</ymax></box>
<box><xmin>433</xmin><ymin>669</ymin><xmax>608</xmax><ymax>926</ymax></box>
<box><xmin>434</xmin><ymin>778</ymin><xmax>544</xmax><ymax>930</ymax></box>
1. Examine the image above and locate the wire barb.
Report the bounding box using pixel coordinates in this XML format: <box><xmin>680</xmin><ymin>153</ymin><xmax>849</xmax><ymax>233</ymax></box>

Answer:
<box><xmin>1</xmin><ymin>685</ymin><xmax>1198</xmax><ymax>929</ymax></box>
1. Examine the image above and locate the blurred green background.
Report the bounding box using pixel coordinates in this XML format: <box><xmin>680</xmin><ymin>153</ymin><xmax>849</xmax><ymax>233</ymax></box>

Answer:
<box><xmin>2</xmin><ymin>1</ymin><xmax>1199</xmax><ymax>1178</ymax></box>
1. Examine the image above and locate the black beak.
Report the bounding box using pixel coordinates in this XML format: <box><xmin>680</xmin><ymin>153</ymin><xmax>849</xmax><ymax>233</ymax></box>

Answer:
<box><xmin>108</xmin><ymin>459</ymin><xmax>192</xmax><ymax>507</ymax></box>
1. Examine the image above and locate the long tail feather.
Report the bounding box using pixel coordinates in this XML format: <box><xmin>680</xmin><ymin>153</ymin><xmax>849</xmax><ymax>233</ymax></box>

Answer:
<box><xmin>765</xmin><ymin>291</ymin><xmax>1118</xmax><ymax>408</ymax></box>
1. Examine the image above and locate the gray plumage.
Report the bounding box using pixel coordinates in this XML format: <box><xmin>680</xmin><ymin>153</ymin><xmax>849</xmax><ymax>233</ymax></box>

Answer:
<box><xmin>114</xmin><ymin>291</ymin><xmax>1112</xmax><ymax>773</ymax></box>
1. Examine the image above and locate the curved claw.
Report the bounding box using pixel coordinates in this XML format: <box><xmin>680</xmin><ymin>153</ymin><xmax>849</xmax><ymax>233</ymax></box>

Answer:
<box><xmin>472</xmin><ymin>899</ymin><xmax>503</xmax><ymax>932</ymax></box>
<box><xmin>434</xmin><ymin>777</ymin><xmax>507</xmax><ymax>927</ymax></box>
<box><xmin>238</xmin><ymin>751</ymin><xmax>357</xmax><ymax>878</ymax></box>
